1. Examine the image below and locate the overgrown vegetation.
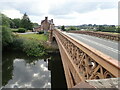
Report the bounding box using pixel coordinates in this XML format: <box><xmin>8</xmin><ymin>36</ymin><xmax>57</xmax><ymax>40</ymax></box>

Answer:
<box><xmin>23</xmin><ymin>39</ymin><xmax>45</xmax><ymax>56</ymax></box>
<box><xmin>11</xmin><ymin>36</ymin><xmax>46</xmax><ymax>57</ymax></box>
<box><xmin>2</xmin><ymin>26</ymin><xmax>13</xmax><ymax>47</ymax></box>
<box><xmin>2</xmin><ymin>28</ymin><xmax>47</xmax><ymax>57</ymax></box>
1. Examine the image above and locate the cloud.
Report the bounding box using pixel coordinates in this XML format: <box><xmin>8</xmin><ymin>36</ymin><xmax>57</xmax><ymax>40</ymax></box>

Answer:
<box><xmin>1</xmin><ymin>9</ymin><xmax>23</xmax><ymax>19</ymax></box>
<box><xmin>0</xmin><ymin>0</ymin><xmax>118</xmax><ymax>25</ymax></box>
<box><xmin>0</xmin><ymin>1</ymin><xmax>44</xmax><ymax>16</ymax></box>
<box><xmin>49</xmin><ymin>1</ymin><xmax>117</xmax><ymax>16</ymax></box>
<box><xmin>0</xmin><ymin>0</ymin><xmax>68</xmax><ymax>16</ymax></box>
<box><xmin>0</xmin><ymin>0</ymin><xmax>117</xmax><ymax>16</ymax></box>
<box><xmin>54</xmin><ymin>8</ymin><xmax>117</xmax><ymax>25</ymax></box>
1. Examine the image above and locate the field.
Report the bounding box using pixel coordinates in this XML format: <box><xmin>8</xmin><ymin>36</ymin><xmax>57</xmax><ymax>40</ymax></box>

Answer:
<box><xmin>18</xmin><ymin>33</ymin><xmax>48</xmax><ymax>41</ymax></box>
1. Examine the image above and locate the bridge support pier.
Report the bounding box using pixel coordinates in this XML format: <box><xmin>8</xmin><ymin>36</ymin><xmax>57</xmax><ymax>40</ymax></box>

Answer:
<box><xmin>48</xmin><ymin>30</ymin><xmax>59</xmax><ymax>49</ymax></box>
<box><xmin>48</xmin><ymin>30</ymin><xmax>53</xmax><ymax>43</ymax></box>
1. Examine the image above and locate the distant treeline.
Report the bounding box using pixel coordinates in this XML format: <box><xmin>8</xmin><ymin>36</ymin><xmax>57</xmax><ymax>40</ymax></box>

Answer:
<box><xmin>57</xmin><ymin>24</ymin><xmax>120</xmax><ymax>33</ymax></box>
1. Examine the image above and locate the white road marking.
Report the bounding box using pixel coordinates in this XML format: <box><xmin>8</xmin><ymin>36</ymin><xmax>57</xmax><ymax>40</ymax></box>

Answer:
<box><xmin>80</xmin><ymin>36</ymin><xmax>120</xmax><ymax>54</ymax></box>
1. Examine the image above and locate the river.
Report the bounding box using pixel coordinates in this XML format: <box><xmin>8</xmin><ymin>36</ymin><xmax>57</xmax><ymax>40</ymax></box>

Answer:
<box><xmin>2</xmin><ymin>50</ymin><xmax>67</xmax><ymax>88</ymax></box>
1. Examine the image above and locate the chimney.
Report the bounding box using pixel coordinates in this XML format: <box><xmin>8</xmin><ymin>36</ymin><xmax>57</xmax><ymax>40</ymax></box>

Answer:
<box><xmin>45</xmin><ymin>17</ymin><xmax>48</xmax><ymax>21</ymax></box>
<box><xmin>51</xmin><ymin>19</ymin><xmax>53</xmax><ymax>23</ymax></box>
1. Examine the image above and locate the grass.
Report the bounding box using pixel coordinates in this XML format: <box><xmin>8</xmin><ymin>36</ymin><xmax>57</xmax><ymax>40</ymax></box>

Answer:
<box><xmin>18</xmin><ymin>33</ymin><xmax>48</xmax><ymax>41</ymax></box>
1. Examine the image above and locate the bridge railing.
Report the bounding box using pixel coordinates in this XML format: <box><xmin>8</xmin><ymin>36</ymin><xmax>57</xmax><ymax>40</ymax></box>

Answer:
<box><xmin>68</xmin><ymin>31</ymin><xmax>120</xmax><ymax>41</ymax></box>
<box><xmin>53</xmin><ymin>29</ymin><xmax>120</xmax><ymax>88</ymax></box>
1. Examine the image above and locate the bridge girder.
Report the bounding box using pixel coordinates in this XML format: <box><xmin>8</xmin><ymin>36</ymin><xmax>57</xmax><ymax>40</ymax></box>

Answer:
<box><xmin>49</xmin><ymin>29</ymin><xmax>120</xmax><ymax>88</ymax></box>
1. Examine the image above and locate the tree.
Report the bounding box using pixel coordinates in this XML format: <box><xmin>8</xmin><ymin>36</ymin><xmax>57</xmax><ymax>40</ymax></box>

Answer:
<box><xmin>57</xmin><ymin>26</ymin><xmax>61</xmax><ymax>29</ymax></box>
<box><xmin>0</xmin><ymin>13</ymin><xmax>10</xmax><ymax>27</ymax></box>
<box><xmin>20</xmin><ymin>13</ymin><xmax>33</xmax><ymax>30</ymax></box>
<box><xmin>61</xmin><ymin>25</ymin><xmax>65</xmax><ymax>31</ymax></box>
<box><xmin>33</xmin><ymin>23</ymin><xmax>39</xmax><ymax>28</ymax></box>
<box><xmin>98</xmin><ymin>25</ymin><xmax>105</xmax><ymax>31</ymax></box>
<box><xmin>12</xmin><ymin>18</ymin><xmax>21</xmax><ymax>28</ymax></box>
<box><xmin>69</xmin><ymin>26</ymin><xmax>76</xmax><ymax>30</ymax></box>
<box><xmin>88</xmin><ymin>24</ymin><xmax>92</xmax><ymax>26</ymax></box>
<box><xmin>9</xmin><ymin>18</ymin><xmax>15</xmax><ymax>28</ymax></box>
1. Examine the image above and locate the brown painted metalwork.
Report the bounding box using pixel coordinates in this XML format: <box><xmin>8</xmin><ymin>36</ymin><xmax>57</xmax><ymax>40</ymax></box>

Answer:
<box><xmin>50</xmin><ymin>29</ymin><xmax>120</xmax><ymax>88</ymax></box>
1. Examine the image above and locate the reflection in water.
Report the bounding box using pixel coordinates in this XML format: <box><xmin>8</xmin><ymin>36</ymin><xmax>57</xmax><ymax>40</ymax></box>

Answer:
<box><xmin>4</xmin><ymin>59</ymin><xmax>51</xmax><ymax>88</ymax></box>
<box><xmin>2</xmin><ymin>51</ymin><xmax>51</xmax><ymax>88</ymax></box>
<box><xmin>2</xmin><ymin>50</ymin><xmax>67</xmax><ymax>88</ymax></box>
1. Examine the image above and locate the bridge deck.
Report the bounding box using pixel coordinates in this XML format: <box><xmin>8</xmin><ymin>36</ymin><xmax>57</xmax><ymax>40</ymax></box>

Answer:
<box><xmin>64</xmin><ymin>32</ymin><xmax>119</xmax><ymax>60</ymax></box>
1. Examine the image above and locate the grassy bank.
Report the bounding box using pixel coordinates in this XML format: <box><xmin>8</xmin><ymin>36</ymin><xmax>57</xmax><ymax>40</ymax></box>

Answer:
<box><xmin>2</xmin><ymin>25</ymin><xmax>57</xmax><ymax>57</ymax></box>
<box><xmin>18</xmin><ymin>33</ymin><xmax>58</xmax><ymax>52</ymax></box>
<box><xmin>13</xmin><ymin>33</ymin><xmax>49</xmax><ymax>57</ymax></box>
<box><xmin>2</xmin><ymin>26</ymin><xmax>48</xmax><ymax>57</ymax></box>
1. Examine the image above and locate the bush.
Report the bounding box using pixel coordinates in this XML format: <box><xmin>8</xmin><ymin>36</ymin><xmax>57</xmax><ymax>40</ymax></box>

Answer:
<box><xmin>116</xmin><ymin>28</ymin><xmax>120</xmax><ymax>33</ymax></box>
<box><xmin>38</xmin><ymin>31</ymin><xmax>44</xmax><ymax>34</ymax></box>
<box><xmin>11</xmin><ymin>36</ymin><xmax>46</xmax><ymax>57</ymax></box>
<box><xmin>18</xmin><ymin>28</ymin><xmax>26</xmax><ymax>33</ymax></box>
<box><xmin>11</xmin><ymin>37</ymin><xmax>24</xmax><ymax>50</ymax></box>
<box><xmin>23</xmin><ymin>39</ymin><xmax>45</xmax><ymax>57</ymax></box>
<box><xmin>101</xmin><ymin>27</ymin><xmax>116</xmax><ymax>32</ymax></box>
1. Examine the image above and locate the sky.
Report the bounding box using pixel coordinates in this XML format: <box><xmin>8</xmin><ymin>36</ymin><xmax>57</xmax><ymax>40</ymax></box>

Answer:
<box><xmin>0</xmin><ymin>0</ymin><xmax>119</xmax><ymax>25</ymax></box>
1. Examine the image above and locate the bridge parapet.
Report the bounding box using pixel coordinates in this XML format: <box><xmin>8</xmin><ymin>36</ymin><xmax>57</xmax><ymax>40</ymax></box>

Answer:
<box><xmin>52</xmin><ymin>29</ymin><xmax>120</xmax><ymax>88</ymax></box>
<box><xmin>68</xmin><ymin>31</ymin><xmax>120</xmax><ymax>41</ymax></box>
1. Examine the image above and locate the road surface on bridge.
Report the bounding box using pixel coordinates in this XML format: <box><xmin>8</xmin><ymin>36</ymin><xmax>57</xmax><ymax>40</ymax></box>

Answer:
<box><xmin>63</xmin><ymin>32</ymin><xmax>119</xmax><ymax>60</ymax></box>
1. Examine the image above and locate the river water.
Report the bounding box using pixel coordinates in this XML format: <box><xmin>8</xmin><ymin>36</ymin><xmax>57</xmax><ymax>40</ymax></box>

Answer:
<box><xmin>2</xmin><ymin>50</ymin><xmax>67</xmax><ymax>88</ymax></box>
